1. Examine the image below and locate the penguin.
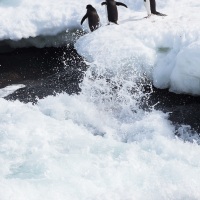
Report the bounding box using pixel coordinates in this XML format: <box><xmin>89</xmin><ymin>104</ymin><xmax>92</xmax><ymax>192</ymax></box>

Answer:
<box><xmin>101</xmin><ymin>0</ymin><xmax>128</xmax><ymax>25</ymax></box>
<box><xmin>81</xmin><ymin>5</ymin><xmax>101</xmax><ymax>32</ymax></box>
<box><xmin>144</xmin><ymin>0</ymin><xmax>167</xmax><ymax>17</ymax></box>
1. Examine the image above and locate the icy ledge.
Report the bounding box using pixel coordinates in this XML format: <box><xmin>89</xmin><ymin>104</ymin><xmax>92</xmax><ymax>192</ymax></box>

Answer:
<box><xmin>75</xmin><ymin>13</ymin><xmax>200</xmax><ymax>96</ymax></box>
<box><xmin>0</xmin><ymin>30</ymin><xmax>84</xmax><ymax>52</ymax></box>
<box><xmin>169</xmin><ymin>42</ymin><xmax>200</xmax><ymax>95</ymax></box>
<box><xmin>0</xmin><ymin>0</ymin><xmax>83</xmax><ymax>41</ymax></box>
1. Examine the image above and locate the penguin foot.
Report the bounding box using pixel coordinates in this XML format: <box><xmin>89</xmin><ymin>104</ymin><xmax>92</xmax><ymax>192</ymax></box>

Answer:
<box><xmin>152</xmin><ymin>11</ymin><xmax>167</xmax><ymax>16</ymax></box>
<box><xmin>108</xmin><ymin>21</ymin><xmax>119</xmax><ymax>25</ymax></box>
<box><xmin>144</xmin><ymin>14</ymin><xmax>151</xmax><ymax>18</ymax></box>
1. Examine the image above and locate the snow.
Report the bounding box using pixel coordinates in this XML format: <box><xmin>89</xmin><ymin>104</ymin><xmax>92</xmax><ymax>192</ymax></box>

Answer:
<box><xmin>170</xmin><ymin>41</ymin><xmax>200</xmax><ymax>94</ymax></box>
<box><xmin>0</xmin><ymin>0</ymin><xmax>104</xmax><ymax>41</ymax></box>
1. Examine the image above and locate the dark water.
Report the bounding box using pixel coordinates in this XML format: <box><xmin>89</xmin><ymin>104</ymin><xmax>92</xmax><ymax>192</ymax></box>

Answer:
<box><xmin>0</xmin><ymin>45</ymin><xmax>87</xmax><ymax>103</ymax></box>
<box><xmin>0</xmin><ymin>43</ymin><xmax>200</xmax><ymax>133</ymax></box>
<box><xmin>150</xmin><ymin>88</ymin><xmax>200</xmax><ymax>133</ymax></box>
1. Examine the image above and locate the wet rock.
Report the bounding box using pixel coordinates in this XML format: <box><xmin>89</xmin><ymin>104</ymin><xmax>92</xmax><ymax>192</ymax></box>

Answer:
<box><xmin>149</xmin><ymin>87</ymin><xmax>200</xmax><ymax>133</ymax></box>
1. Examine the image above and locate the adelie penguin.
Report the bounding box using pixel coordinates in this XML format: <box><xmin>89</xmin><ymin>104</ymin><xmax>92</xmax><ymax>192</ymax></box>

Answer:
<box><xmin>81</xmin><ymin>5</ymin><xmax>100</xmax><ymax>32</ymax></box>
<box><xmin>144</xmin><ymin>0</ymin><xmax>167</xmax><ymax>17</ymax></box>
<box><xmin>101</xmin><ymin>0</ymin><xmax>128</xmax><ymax>25</ymax></box>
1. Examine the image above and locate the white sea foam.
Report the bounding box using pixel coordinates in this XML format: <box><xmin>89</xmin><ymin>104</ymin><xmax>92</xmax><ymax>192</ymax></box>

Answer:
<box><xmin>1</xmin><ymin>0</ymin><xmax>200</xmax><ymax>199</ymax></box>
<box><xmin>0</xmin><ymin>84</ymin><xmax>25</xmax><ymax>98</ymax></box>
<box><xmin>0</xmin><ymin>92</ymin><xmax>200</xmax><ymax>200</ymax></box>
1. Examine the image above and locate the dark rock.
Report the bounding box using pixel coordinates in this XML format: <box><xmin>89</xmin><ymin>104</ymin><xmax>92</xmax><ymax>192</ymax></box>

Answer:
<box><xmin>149</xmin><ymin>87</ymin><xmax>200</xmax><ymax>133</ymax></box>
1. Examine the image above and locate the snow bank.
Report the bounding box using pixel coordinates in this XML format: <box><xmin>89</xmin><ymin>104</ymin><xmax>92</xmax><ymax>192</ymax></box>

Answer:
<box><xmin>75</xmin><ymin>0</ymin><xmax>200</xmax><ymax>95</ymax></box>
<box><xmin>0</xmin><ymin>0</ymin><xmax>154</xmax><ymax>41</ymax></box>
<box><xmin>0</xmin><ymin>0</ymin><xmax>92</xmax><ymax>40</ymax></box>
<box><xmin>170</xmin><ymin>41</ymin><xmax>200</xmax><ymax>95</ymax></box>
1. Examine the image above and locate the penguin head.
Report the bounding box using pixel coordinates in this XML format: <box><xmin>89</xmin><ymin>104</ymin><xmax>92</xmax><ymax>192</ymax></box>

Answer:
<box><xmin>86</xmin><ymin>4</ymin><xmax>93</xmax><ymax>10</ymax></box>
<box><xmin>86</xmin><ymin>4</ymin><xmax>97</xmax><ymax>12</ymax></box>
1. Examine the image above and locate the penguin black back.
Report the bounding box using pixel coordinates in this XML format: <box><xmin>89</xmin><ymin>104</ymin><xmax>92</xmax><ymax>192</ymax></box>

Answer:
<box><xmin>81</xmin><ymin>5</ymin><xmax>100</xmax><ymax>32</ymax></box>
<box><xmin>101</xmin><ymin>0</ymin><xmax>127</xmax><ymax>25</ymax></box>
<box><xmin>106</xmin><ymin>0</ymin><xmax>118</xmax><ymax>24</ymax></box>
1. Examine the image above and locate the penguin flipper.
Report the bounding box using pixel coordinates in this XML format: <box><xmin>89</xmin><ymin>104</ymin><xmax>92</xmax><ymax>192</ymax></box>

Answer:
<box><xmin>116</xmin><ymin>2</ymin><xmax>128</xmax><ymax>8</ymax></box>
<box><xmin>101</xmin><ymin>2</ymin><xmax>107</xmax><ymax>6</ymax></box>
<box><xmin>81</xmin><ymin>14</ymin><xmax>88</xmax><ymax>25</ymax></box>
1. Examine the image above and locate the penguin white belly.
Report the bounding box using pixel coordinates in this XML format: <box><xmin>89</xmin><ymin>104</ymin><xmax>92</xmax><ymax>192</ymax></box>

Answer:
<box><xmin>105</xmin><ymin>5</ymin><xmax>109</xmax><ymax>24</ymax></box>
<box><xmin>144</xmin><ymin>0</ymin><xmax>151</xmax><ymax>16</ymax></box>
